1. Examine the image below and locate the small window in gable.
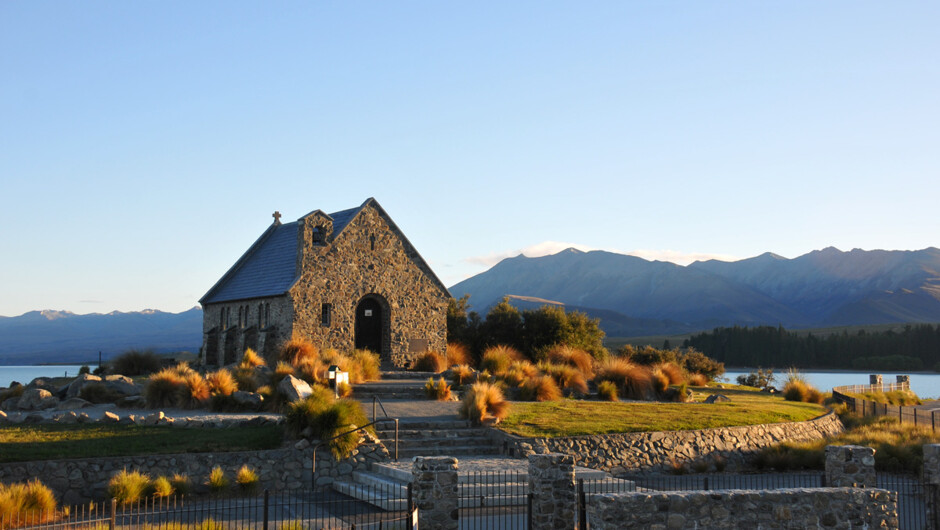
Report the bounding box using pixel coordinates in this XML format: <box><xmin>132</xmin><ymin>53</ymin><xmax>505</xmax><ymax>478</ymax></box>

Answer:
<box><xmin>370</xmin><ymin>234</ymin><xmax>376</xmax><ymax>251</ymax></box>
<box><xmin>312</xmin><ymin>226</ymin><xmax>325</xmax><ymax>245</ymax></box>
<box><xmin>321</xmin><ymin>303</ymin><xmax>332</xmax><ymax>327</ymax></box>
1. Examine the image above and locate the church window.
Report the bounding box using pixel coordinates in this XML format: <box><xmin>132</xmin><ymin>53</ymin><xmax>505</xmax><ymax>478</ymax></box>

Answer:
<box><xmin>258</xmin><ymin>303</ymin><xmax>263</xmax><ymax>328</ymax></box>
<box><xmin>321</xmin><ymin>303</ymin><xmax>332</xmax><ymax>326</ymax></box>
<box><xmin>264</xmin><ymin>303</ymin><xmax>270</xmax><ymax>327</ymax></box>
<box><xmin>312</xmin><ymin>226</ymin><xmax>324</xmax><ymax>245</ymax></box>
<box><xmin>370</xmin><ymin>234</ymin><xmax>376</xmax><ymax>251</ymax></box>
<box><xmin>238</xmin><ymin>307</ymin><xmax>243</xmax><ymax>328</ymax></box>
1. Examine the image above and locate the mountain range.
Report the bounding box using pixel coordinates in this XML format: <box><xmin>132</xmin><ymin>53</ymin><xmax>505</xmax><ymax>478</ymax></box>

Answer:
<box><xmin>0</xmin><ymin>308</ymin><xmax>202</xmax><ymax>365</ymax></box>
<box><xmin>449</xmin><ymin>247</ymin><xmax>940</xmax><ymax>336</ymax></box>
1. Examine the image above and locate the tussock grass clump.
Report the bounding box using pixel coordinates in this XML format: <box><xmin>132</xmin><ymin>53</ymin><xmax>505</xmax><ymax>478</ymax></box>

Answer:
<box><xmin>412</xmin><ymin>351</ymin><xmax>448</xmax><ymax>373</ymax></box>
<box><xmin>109</xmin><ymin>349</ymin><xmax>163</xmax><ymax>376</ymax></box>
<box><xmin>79</xmin><ymin>382</ymin><xmax>125</xmax><ymax>404</ymax></box>
<box><xmin>500</xmin><ymin>361</ymin><xmax>539</xmax><ymax>387</ymax></box>
<box><xmin>151</xmin><ymin>476</ymin><xmax>174</xmax><ymax>498</ymax></box>
<box><xmin>109</xmin><ymin>469</ymin><xmax>152</xmax><ymax>504</ymax></box>
<box><xmin>847</xmin><ymin>390</ymin><xmax>922</xmax><ymax>406</ymax></box>
<box><xmin>0</xmin><ymin>479</ymin><xmax>57</xmax><ymax>526</ymax></box>
<box><xmin>538</xmin><ymin>362</ymin><xmax>588</xmax><ymax>396</ymax></box>
<box><xmin>518</xmin><ymin>375</ymin><xmax>562</xmax><ymax>402</ymax></box>
<box><xmin>207</xmin><ymin>467</ymin><xmax>229</xmax><ymax>494</ymax></box>
<box><xmin>480</xmin><ymin>345</ymin><xmax>523</xmax><ymax>376</ymax></box>
<box><xmin>450</xmin><ymin>364</ymin><xmax>475</xmax><ymax>386</ymax></box>
<box><xmin>425</xmin><ymin>377</ymin><xmax>453</xmax><ymax>401</ymax></box>
<box><xmin>541</xmin><ymin>344</ymin><xmax>594</xmax><ymax>379</ymax></box>
<box><xmin>650</xmin><ymin>368</ymin><xmax>670</xmax><ymax>395</ymax></box>
<box><xmin>597</xmin><ymin>380</ymin><xmax>618</xmax><ymax>401</ymax></box>
<box><xmin>279</xmin><ymin>338</ymin><xmax>319</xmax><ymax>366</ymax></box>
<box><xmin>294</xmin><ymin>356</ymin><xmax>326</xmax><ymax>384</ymax></box>
<box><xmin>170</xmin><ymin>474</ymin><xmax>191</xmax><ymax>495</ymax></box>
<box><xmin>236</xmin><ymin>465</ymin><xmax>260</xmax><ymax>493</ymax></box>
<box><xmin>663</xmin><ymin>383</ymin><xmax>691</xmax><ymax>403</ymax></box>
<box><xmin>176</xmin><ymin>372</ymin><xmax>210</xmax><ymax>409</ymax></box>
<box><xmin>206</xmin><ymin>369</ymin><xmax>237</xmax><ymax>397</ymax></box>
<box><xmin>445</xmin><ymin>342</ymin><xmax>473</xmax><ymax>368</ymax></box>
<box><xmin>349</xmin><ymin>349</ymin><xmax>381</xmax><ymax>382</ymax></box>
<box><xmin>782</xmin><ymin>369</ymin><xmax>824</xmax><ymax>404</ymax></box>
<box><xmin>241</xmin><ymin>348</ymin><xmax>266</xmax><ymax>368</ymax></box>
<box><xmin>144</xmin><ymin>368</ymin><xmax>186</xmax><ymax>409</ymax></box>
<box><xmin>688</xmin><ymin>373</ymin><xmax>708</xmax><ymax>386</ymax></box>
<box><xmin>285</xmin><ymin>386</ymin><xmax>370</xmax><ymax>459</ymax></box>
<box><xmin>459</xmin><ymin>382</ymin><xmax>510</xmax><ymax>425</ymax></box>
<box><xmin>656</xmin><ymin>362</ymin><xmax>685</xmax><ymax>385</ymax></box>
<box><xmin>0</xmin><ymin>384</ymin><xmax>25</xmax><ymax>402</ymax></box>
<box><xmin>596</xmin><ymin>358</ymin><xmax>654</xmax><ymax>400</ymax></box>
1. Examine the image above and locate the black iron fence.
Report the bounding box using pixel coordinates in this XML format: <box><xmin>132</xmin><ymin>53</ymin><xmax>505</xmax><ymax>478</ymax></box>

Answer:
<box><xmin>458</xmin><ymin>470</ymin><xmax>527</xmax><ymax>530</ymax></box>
<box><xmin>3</xmin><ymin>487</ymin><xmax>415</xmax><ymax>530</ymax></box>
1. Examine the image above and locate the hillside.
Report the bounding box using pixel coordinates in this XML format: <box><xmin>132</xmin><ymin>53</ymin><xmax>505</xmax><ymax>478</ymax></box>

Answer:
<box><xmin>450</xmin><ymin>247</ymin><xmax>940</xmax><ymax>336</ymax></box>
<box><xmin>0</xmin><ymin>308</ymin><xmax>203</xmax><ymax>364</ymax></box>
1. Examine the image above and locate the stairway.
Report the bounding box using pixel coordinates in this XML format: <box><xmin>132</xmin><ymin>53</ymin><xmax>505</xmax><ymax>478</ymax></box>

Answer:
<box><xmin>377</xmin><ymin>418</ymin><xmax>501</xmax><ymax>459</ymax></box>
<box><xmin>352</xmin><ymin>374</ymin><xmax>438</xmax><ymax>401</ymax></box>
<box><xmin>332</xmin><ymin>458</ymin><xmax>634</xmax><ymax>510</ymax></box>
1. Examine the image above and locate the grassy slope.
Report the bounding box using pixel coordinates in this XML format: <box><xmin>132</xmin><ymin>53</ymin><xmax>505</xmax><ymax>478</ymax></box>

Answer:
<box><xmin>498</xmin><ymin>386</ymin><xmax>826</xmax><ymax>438</ymax></box>
<box><xmin>0</xmin><ymin>424</ymin><xmax>283</xmax><ymax>463</ymax></box>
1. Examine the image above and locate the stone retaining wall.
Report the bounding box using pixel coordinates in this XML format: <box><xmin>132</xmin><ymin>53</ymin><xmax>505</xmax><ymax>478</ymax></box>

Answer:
<box><xmin>587</xmin><ymin>488</ymin><xmax>898</xmax><ymax>529</ymax></box>
<box><xmin>491</xmin><ymin>411</ymin><xmax>844</xmax><ymax>473</ymax></box>
<box><xmin>0</xmin><ymin>440</ymin><xmax>388</xmax><ymax>507</ymax></box>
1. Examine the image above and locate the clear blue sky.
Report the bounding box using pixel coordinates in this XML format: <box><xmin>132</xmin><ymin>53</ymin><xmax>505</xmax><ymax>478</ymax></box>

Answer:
<box><xmin>2</xmin><ymin>2</ymin><xmax>938</xmax><ymax>317</ymax></box>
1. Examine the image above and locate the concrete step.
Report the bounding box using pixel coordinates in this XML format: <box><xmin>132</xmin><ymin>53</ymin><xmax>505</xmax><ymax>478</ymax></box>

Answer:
<box><xmin>332</xmin><ymin>481</ymin><xmax>407</xmax><ymax>511</ymax></box>
<box><xmin>376</xmin><ymin>428</ymin><xmax>488</xmax><ymax>439</ymax></box>
<box><xmin>371</xmin><ymin>463</ymin><xmax>612</xmax><ymax>484</ymax></box>
<box><xmin>384</xmin><ymin>419</ymin><xmax>472</xmax><ymax>430</ymax></box>
<box><xmin>380</xmin><ymin>371</ymin><xmax>441</xmax><ymax>380</ymax></box>
<box><xmin>397</xmin><ymin>445</ymin><xmax>503</xmax><ymax>458</ymax></box>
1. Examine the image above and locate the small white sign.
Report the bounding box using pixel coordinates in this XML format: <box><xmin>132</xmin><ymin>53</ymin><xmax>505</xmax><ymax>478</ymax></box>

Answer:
<box><xmin>364</xmin><ymin>309</ymin><xmax>373</xmax><ymax>317</ymax></box>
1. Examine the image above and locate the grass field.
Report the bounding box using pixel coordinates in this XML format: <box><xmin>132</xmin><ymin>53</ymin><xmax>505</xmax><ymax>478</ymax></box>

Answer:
<box><xmin>0</xmin><ymin>424</ymin><xmax>284</xmax><ymax>463</ymax></box>
<box><xmin>497</xmin><ymin>386</ymin><xmax>826</xmax><ymax>438</ymax></box>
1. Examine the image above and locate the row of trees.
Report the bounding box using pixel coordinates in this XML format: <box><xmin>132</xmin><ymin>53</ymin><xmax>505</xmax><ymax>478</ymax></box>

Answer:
<box><xmin>447</xmin><ymin>296</ymin><xmax>607</xmax><ymax>360</ymax></box>
<box><xmin>685</xmin><ymin>324</ymin><xmax>940</xmax><ymax>371</ymax></box>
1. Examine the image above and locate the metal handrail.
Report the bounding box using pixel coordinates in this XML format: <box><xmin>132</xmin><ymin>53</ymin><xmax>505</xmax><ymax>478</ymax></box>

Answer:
<box><xmin>372</xmin><ymin>395</ymin><xmax>391</xmax><ymax>422</ymax></box>
<box><xmin>311</xmin><ymin>417</ymin><xmax>399</xmax><ymax>485</ymax></box>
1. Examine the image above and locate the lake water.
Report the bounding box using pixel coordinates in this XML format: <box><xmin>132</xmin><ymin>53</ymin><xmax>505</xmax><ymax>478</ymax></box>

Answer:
<box><xmin>0</xmin><ymin>365</ymin><xmax>90</xmax><ymax>387</ymax></box>
<box><xmin>723</xmin><ymin>369</ymin><xmax>940</xmax><ymax>399</ymax></box>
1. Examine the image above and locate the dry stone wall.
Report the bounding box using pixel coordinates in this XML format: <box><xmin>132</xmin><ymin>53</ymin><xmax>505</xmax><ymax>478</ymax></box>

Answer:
<box><xmin>492</xmin><ymin>411</ymin><xmax>844</xmax><ymax>473</ymax></box>
<box><xmin>587</xmin><ymin>488</ymin><xmax>899</xmax><ymax>529</ymax></box>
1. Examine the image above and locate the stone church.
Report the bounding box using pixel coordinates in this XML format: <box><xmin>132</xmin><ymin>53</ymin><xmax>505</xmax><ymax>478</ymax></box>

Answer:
<box><xmin>199</xmin><ymin>198</ymin><xmax>450</xmax><ymax>368</ymax></box>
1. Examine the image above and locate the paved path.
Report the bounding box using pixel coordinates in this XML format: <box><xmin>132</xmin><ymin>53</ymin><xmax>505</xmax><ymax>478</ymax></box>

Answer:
<box><xmin>359</xmin><ymin>398</ymin><xmax>460</xmax><ymax>422</ymax></box>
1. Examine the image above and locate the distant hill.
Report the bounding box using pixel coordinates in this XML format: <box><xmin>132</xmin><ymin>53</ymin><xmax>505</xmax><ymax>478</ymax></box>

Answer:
<box><xmin>0</xmin><ymin>308</ymin><xmax>203</xmax><ymax>365</ymax></box>
<box><xmin>449</xmin><ymin>247</ymin><xmax>940</xmax><ymax>336</ymax></box>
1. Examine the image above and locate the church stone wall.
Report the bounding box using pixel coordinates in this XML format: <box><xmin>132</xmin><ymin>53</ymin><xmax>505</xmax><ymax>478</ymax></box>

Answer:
<box><xmin>201</xmin><ymin>296</ymin><xmax>293</xmax><ymax>366</ymax></box>
<box><xmin>289</xmin><ymin>205</ymin><xmax>448</xmax><ymax>367</ymax></box>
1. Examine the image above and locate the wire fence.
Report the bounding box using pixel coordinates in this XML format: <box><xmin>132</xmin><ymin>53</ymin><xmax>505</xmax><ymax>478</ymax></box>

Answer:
<box><xmin>832</xmin><ymin>384</ymin><xmax>940</xmax><ymax>433</ymax></box>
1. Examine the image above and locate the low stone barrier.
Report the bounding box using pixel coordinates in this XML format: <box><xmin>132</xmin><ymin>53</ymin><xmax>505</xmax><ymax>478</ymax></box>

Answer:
<box><xmin>0</xmin><ymin>440</ymin><xmax>389</xmax><ymax>506</ymax></box>
<box><xmin>490</xmin><ymin>410</ymin><xmax>844</xmax><ymax>473</ymax></box>
<box><xmin>587</xmin><ymin>488</ymin><xmax>898</xmax><ymax>529</ymax></box>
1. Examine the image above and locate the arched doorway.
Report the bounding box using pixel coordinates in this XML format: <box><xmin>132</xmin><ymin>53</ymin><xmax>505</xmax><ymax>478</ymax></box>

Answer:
<box><xmin>355</xmin><ymin>295</ymin><xmax>388</xmax><ymax>355</ymax></box>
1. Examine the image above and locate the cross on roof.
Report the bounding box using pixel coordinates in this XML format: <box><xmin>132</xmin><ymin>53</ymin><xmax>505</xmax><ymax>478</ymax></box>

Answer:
<box><xmin>272</xmin><ymin>211</ymin><xmax>282</xmax><ymax>224</ymax></box>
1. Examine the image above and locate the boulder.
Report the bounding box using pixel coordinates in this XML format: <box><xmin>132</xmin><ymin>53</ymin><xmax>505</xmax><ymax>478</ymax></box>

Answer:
<box><xmin>2</xmin><ymin>397</ymin><xmax>20</xmax><ymax>411</ymax></box>
<box><xmin>117</xmin><ymin>395</ymin><xmax>147</xmax><ymax>408</ymax></box>
<box><xmin>0</xmin><ymin>410</ymin><xmax>8</xmax><ymax>425</ymax></box>
<box><xmin>77</xmin><ymin>412</ymin><xmax>92</xmax><ymax>423</ymax></box>
<box><xmin>704</xmin><ymin>394</ymin><xmax>731</xmax><ymax>404</ymax></box>
<box><xmin>27</xmin><ymin>378</ymin><xmax>59</xmax><ymax>392</ymax></box>
<box><xmin>23</xmin><ymin>413</ymin><xmax>45</xmax><ymax>424</ymax></box>
<box><xmin>101</xmin><ymin>411</ymin><xmax>121</xmax><ymax>423</ymax></box>
<box><xmin>252</xmin><ymin>366</ymin><xmax>273</xmax><ymax>388</ymax></box>
<box><xmin>18</xmin><ymin>388</ymin><xmax>58</xmax><ymax>411</ymax></box>
<box><xmin>232</xmin><ymin>391</ymin><xmax>264</xmax><ymax>409</ymax></box>
<box><xmin>278</xmin><ymin>375</ymin><xmax>312</xmax><ymax>402</ymax></box>
<box><xmin>54</xmin><ymin>411</ymin><xmax>79</xmax><ymax>423</ymax></box>
<box><xmin>57</xmin><ymin>397</ymin><xmax>94</xmax><ymax>410</ymax></box>
<box><xmin>66</xmin><ymin>374</ymin><xmax>102</xmax><ymax>399</ymax></box>
<box><xmin>103</xmin><ymin>375</ymin><xmax>141</xmax><ymax>397</ymax></box>
<box><xmin>141</xmin><ymin>411</ymin><xmax>166</xmax><ymax>426</ymax></box>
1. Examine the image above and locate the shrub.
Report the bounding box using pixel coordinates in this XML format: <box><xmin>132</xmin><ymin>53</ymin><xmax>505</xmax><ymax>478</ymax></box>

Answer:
<box><xmin>78</xmin><ymin>365</ymin><xmax>90</xmax><ymax>375</ymax></box>
<box><xmin>677</xmin><ymin>348</ymin><xmax>724</xmax><ymax>380</ymax></box>
<box><xmin>206</xmin><ymin>369</ymin><xmax>238</xmax><ymax>396</ymax></box>
<box><xmin>445</xmin><ymin>342</ymin><xmax>472</xmax><ymax>368</ymax></box>
<box><xmin>241</xmin><ymin>348</ymin><xmax>266</xmax><ymax>368</ymax></box>
<box><xmin>349</xmin><ymin>349</ymin><xmax>381</xmax><ymax>383</ymax></box>
<box><xmin>450</xmin><ymin>364</ymin><xmax>475</xmax><ymax>386</ymax></box>
<box><xmin>285</xmin><ymin>388</ymin><xmax>370</xmax><ymax>459</ymax></box>
<box><xmin>144</xmin><ymin>369</ymin><xmax>185</xmax><ymax>408</ymax></box>
<box><xmin>79</xmin><ymin>382</ymin><xmax>124</xmax><ymax>404</ymax></box>
<box><xmin>688</xmin><ymin>373</ymin><xmax>708</xmax><ymax>386</ymax></box>
<box><xmin>597</xmin><ymin>380</ymin><xmax>618</xmax><ymax>401</ymax></box>
<box><xmin>207</xmin><ymin>467</ymin><xmax>229</xmax><ymax>494</ymax></box>
<box><xmin>541</xmin><ymin>344</ymin><xmax>594</xmax><ymax>379</ymax></box>
<box><xmin>425</xmin><ymin>377</ymin><xmax>452</xmax><ymax>401</ymax></box>
<box><xmin>109</xmin><ymin>469</ymin><xmax>151</xmax><ymax>504</ymax></box>
<box><xmin>0</xmin><ymin>384</ymin><xmax>25</xmax><ymax>402</ymax></box>
<box><xmin>336</xmin><ymin>381</ymin><xmax>352</xmax><ymax>398</ymax></box>
<box><xmin>235</xmin><ymin>465</ymin><xmax>260</xmax><ymax>493</ymax></box>
<box><xmin>412</xmin><ymin>351</ymin><xmax>448</xmax><ymax>373</ymax></box>
<box><xmin>0</xmin><ymin>479</ymin><xmax>57</xmax><ymax>526</ymax></box>
<box><xmin>279</xmin><ymin>338</ymin><xmax>319</xmax><ymax>366</ymax></box>
<box><xmin>736</xmin><ymin>368</ymin><xmax>775</xmax><ymax>389</ymax></box>
<box><xmin>518</xmin><ymin>375</ymin><xmax>562</xmax><ymax>402</ymax></box>
<box><xmin>152</xmin><ymin>476</ymin><xmax>174</xmax><ymax>498</ymax></box>
<box><xmin>176</xmin><ymin>372</ymin><xmax>210</xmax><ymax>409</ymax></box>
<box><xmin>480</xmin><ymin>345</ymin><xmax>523</xmax><ymax>376</ymax></box>
<box><xmin>459</xmin><ymin>382</ymin><xmax>510</xmax><ymax>425</ymax></box>
<box><xmin>170</xmin><ymin>474</ymin><xmax>191</xmax><ymax>495</ymax></box>
<box><xmin>538</xmin><ymin>362</ymin><xmax>588</xmax><ymax>396</ymax></box>
<box><xmin>110</xmin><ymin>350</ymin><xmax>163</xmax><ymax>376</ymax></box>
<box><xmin>691</xmin><ymin>459</ymin><xmax>710</xmax><ymax>473</ymax></box>
<box><xmin>657</xmin><ymin>362</ymin><xmax>684</xmax><ymax>384</ymax></box>
<box><xmin>501</xmin><ymin>361</ymin><xmax>539</xmax><ymax>386</ymax></box>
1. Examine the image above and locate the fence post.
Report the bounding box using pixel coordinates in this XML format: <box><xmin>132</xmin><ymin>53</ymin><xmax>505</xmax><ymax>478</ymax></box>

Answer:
<box><xmin>924</xmin><ymin>444</ymin><xmax>940</xmax><ymax>530</ymax></box>
<box><xmin>109</xmin><ymin>498</ymin><xmax>116</xmax><ymax>530</ymax></box>
<box><xmin>529</xmin><ymin>453</ymin><xmax>577</xmax><ymax>530</ymax></box>
<box><xmin>825</xmin><ymin>445</ymin><xmax>876</xmax><ymax>488</ymax></box>
<box><xmin>578</xmin><ymin>479</ymin><xmax>587</xmax><ymax>530</ymax></box>
<box><xmin>263</xmin><ymin>489</ymin><xmax>269</xmax><ymax>530</ymax></box>
<box><xmin>412</xmin><ymin>456</ymin><xmax>459</xmax><ymax>530</ymax></box>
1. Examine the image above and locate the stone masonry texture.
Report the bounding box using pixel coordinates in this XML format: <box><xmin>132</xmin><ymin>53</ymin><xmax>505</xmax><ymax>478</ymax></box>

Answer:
<box><xmin>587</xmin><ymin>488</ymin><xmax>899</xmax><ymax>529</ymax></box>
<box><xmin>528</xmin><ymin>453</ymin><xmax>576</xmax><ymax>530</ymax></box>
<box><xmin>825</xmin><ymin>444</ymin><xmax>877</xmax><ymax>488</ymax></box>
<box><xmin>925</xmin><ymin>444</ymin><xmax>940</xmax><ymax>530</ymax></box>
<box><xmin>412</xmin><ymin>456</ymin><xmax>459</xmax><ymax>530</ymax></box>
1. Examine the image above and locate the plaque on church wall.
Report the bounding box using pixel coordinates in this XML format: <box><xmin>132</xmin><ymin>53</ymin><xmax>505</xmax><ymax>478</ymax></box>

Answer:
<box><xmin>408</xmin><ymin>339</ymin><xmax>429</xmax><ymax>353</ymax></box>
<box><xmin>364</xmin><ymin>310</ymin><xmax>373</xmax><ymax>317</ymax></box>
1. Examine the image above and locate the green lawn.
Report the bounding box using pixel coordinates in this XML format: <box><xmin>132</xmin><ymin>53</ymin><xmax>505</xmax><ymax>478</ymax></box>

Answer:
<box><xmin>498</xmin><ymin>386</ymin><xmax>826</xmax><ymax>438</ymax></box>
<box><xmin>0</xmin><ymin>424</ymin><xmax>284</xmax><ymax>463</ymax></box>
